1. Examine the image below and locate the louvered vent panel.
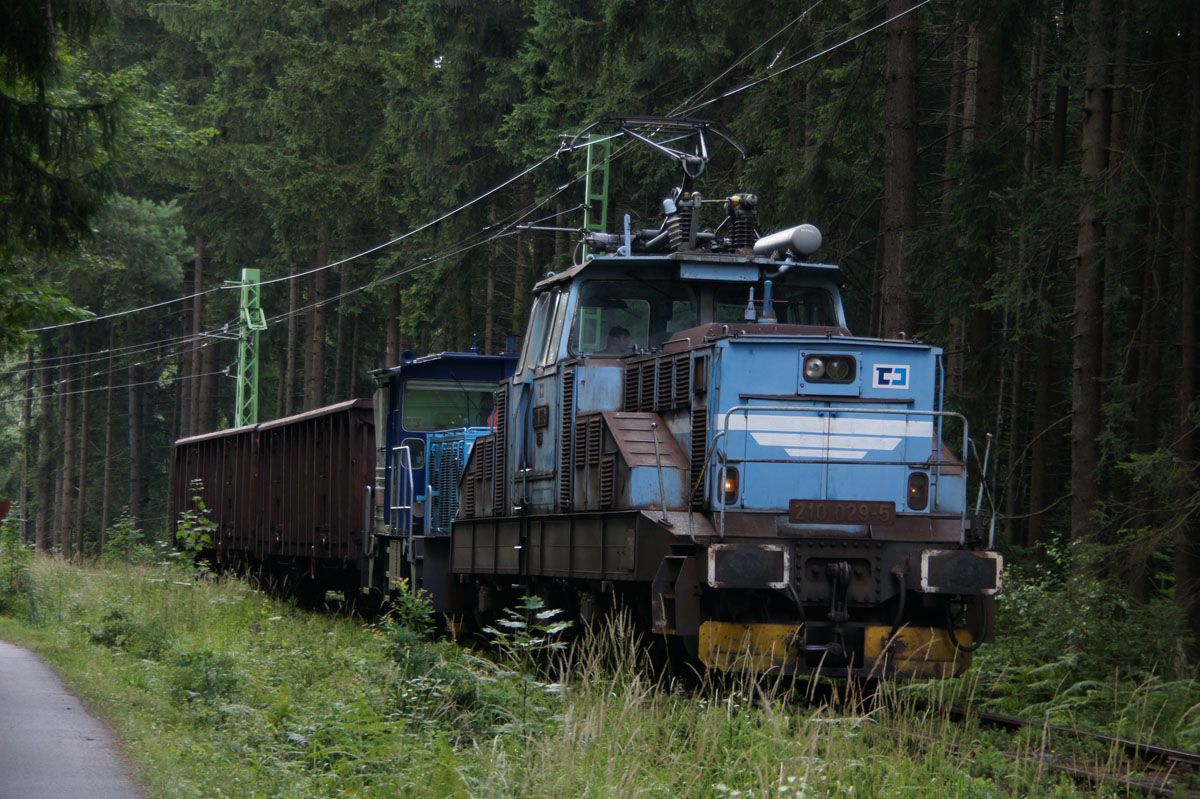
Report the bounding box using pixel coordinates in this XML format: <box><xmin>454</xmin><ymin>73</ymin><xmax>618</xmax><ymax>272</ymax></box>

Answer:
<box><xmin>492</xmin><ymin>389</ymin><xmax>507</xmax><ymax>515</ymax></box>
<box><xmin>674</xmin><ymin>356</ymin><xmax>691</xmax><ymax>406</ymax></box>
<box><xmin>587</xmin><ymin>416</ymin><xmax>602</xmax><ymax>465</ymax></box>
<box><xmin>463</xmin><ymin>475</ymin><xmax>475</xmax><ymax>518</ymax></box>
<box><xmin>623</xmin><ymin>365</ymin><xmax>639</xmax><ymax>410</ymax></box>
<box><xmin>656</xmin><ymin>356</ymin><xmax>673</xmax><ymax>411</ymax></box>
<box><xmin>574</xmin><ymin>421</ymin><xmax>589</xmax><ymax>468</ymax></box>
<box><xmin>559</xmin><ymin>369</ymin><xmax>575</xmax><ymax>510</ymax></box>
<box><xmin>690</xmin><ymin>404</ymin><xmax>708</xmax><ymax>508</ymax></box>
<box><xmin>640</xmin><ymin>363</ymin><xmax>655</xmax><ymax>412</ymax></box>
<box><xmin>477</xmin><ymin>438</ymin><xmax>489</xmax><ymax>484</ymax></box>
<box><xmin>599</xmin><ymin>455</ymin><xmax>615</xmax><ymax>509</ymax></box>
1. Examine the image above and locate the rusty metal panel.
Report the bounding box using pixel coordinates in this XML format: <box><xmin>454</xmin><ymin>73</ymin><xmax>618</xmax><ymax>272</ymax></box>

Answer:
<box><xmin>170</xmin><ymin>400</ymin><xmax>374</xmax><ymax>568</ymax></box>
<box><xmin>603</xmin><ymin>412</ymin><xmax>687</xmax><ymax>469</ymax></box>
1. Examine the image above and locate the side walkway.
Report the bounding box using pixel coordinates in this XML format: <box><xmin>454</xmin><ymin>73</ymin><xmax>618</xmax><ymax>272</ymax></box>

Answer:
<box><xmin>0</xmin><ymin>641</ymin><xmax>144</xmax><ymax>799</ymax></box>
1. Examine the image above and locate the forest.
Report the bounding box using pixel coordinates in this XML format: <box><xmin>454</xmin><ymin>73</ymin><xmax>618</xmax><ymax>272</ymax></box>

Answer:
<box><xmin>1</xmin><ymin>0</ymin><xmax>1198</xmax><ymax>655</ymax></box>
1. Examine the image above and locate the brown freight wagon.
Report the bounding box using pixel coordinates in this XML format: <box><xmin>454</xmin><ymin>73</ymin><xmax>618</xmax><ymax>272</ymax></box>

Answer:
<box><xmin>170</xmin><ymin>399</ymin><xmax>378</xmax><ymax>597</ymax></box>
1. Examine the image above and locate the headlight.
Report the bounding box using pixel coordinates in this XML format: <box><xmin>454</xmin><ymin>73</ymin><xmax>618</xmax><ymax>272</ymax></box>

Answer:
<box><xmin>826</xmin><ymin>358</ymin><xmax>851</xmax><ymax>381</ymax></box>
<box><xmin>803</xmin><ymin>355</ymin><xmax>855</xmax><ymax>384</ymax></box>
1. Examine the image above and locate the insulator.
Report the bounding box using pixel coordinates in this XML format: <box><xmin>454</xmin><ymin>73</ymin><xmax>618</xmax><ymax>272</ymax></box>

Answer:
<box><xmin>666</xmin><ymin>213</ymin><xmax>690</xmax><ymax>251</ymax></box>
<box><xmin>725</xmin><ymin>193</ymin><xmax>759</xmax><ymax>250</ymax></box>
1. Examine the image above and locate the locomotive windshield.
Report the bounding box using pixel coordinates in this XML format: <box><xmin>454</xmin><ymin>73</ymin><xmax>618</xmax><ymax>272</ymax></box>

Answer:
<box><xmin>401</xmin><ymin>379</ymin><xmax>496</xmax><ymax>431</ymax></box>
<box><xmin>570</xmin><ymin>279</ymin><xmax>698</xmax><ymax>356</ymax></box>
<box><xmin>714</xmin><ymin>284</ymin><xmax>839</xmax><ymax>326</ymax></box>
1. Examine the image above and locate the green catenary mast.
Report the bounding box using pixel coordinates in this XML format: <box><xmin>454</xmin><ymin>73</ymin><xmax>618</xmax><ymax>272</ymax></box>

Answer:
<box><xmin>581</xmin><ymin>133</ymin><xmax>612</xmax><ymax>258</ymax></box>
<box><xmin>234</xmin><ymin>268</ymin><xmax>267</xmax><ymax>427</ymax></box>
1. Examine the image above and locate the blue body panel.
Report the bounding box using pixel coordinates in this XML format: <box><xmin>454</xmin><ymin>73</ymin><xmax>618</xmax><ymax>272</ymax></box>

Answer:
<box><xmin>709</xmin><ymin>335</ymin><xmax>966</xmax><ymax>529</ymax></box>
<box><xmin>426</xmin><ymin>427</ymin><xmax>493</xmax><ymax>533</ymax></box>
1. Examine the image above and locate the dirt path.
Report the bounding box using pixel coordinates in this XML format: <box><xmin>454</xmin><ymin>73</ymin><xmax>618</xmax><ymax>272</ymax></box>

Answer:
<box><xmin>0</xmin><ymin>641</ymin><xmax>143</xmax><ymax>799</ymax></box>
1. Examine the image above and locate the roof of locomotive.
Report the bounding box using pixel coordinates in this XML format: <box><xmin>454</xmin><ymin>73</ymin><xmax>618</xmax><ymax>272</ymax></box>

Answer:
<box><xmin>532</xmin><ymin>252</ymin><xmax>841</xmax><ymax>292</ymax></box>
<box><xmin>376</xmin><ymin>350</ymin><xmax>518</xmax><ymax>379</ymax></box>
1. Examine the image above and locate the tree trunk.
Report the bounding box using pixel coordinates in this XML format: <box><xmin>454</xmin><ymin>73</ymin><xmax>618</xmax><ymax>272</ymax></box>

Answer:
<box><xmin>455</xmin><ymin>265</ymin><xmax>473</xmax><ymax>352</ymax></box>
<box><xmin>304</xmin><ymin>240</ymin><xmax>329</xmax><ymax>410</ymax></box>
<box><xmin>128</xmin><ymin>361</ymin><xmax>144</xmax><ymax>531</ymax></box>
<box><xmin>962</xmin><ymin>18</ymin><xmax>1003</xmax><ymax>431</ymax></box>
<box><xmin>75</xmin><ymin>360</ymin><xmax>90</xmax><ymax>555</ymax></box>
<box><xmin>1028</xmin><ymin>66</ymin><xmax>1071</xmax><ymax>548</ymax></box>
<box><xmin>188</xmin><ymin>234</ymin><xmax>204</xmax><ymax>436</ymax></box>
<box><xmin>878</xmin><ymin>0</ymin><xmax>919</xmax><ymax>339</ymax></box>
<box><xmin>198</xmin><ymin>330</ymin><xmax>218</xmax><ymax>432</ymax></box>
<box><xmin>484</xmin><ymin>261</ymin><xmax>496</xmax><ymax>354</ymax></box>
<box><xmin>1101</xmin><ymin>7</ymin><xmax>1129</xmax><ymax>374</ymax></box>
<box><xmin>34</xmin><ymin>345</ymin><xmax>53</xmax><ymax>552</ymax></box>
<box><xmin>386</xmin><ymin>282</ymin><xmax>401</xmax><ymax>367</ymax></box>
<box><xmin>285</xmin><ymin>261</ymin><xmax>300</xmax><ymax>416</ymax></box>
<box><xmin>512</xmin><ymin>240</ymin><xmax>527</xmax><ymax>337</ymax></box>
<box><xmin>1070</xmin><ymin>0</ymin><xmax>1110</xmax><ymax>543</ymax></box>
<box><xmin>349</xmin><ymin>311</ymin><xmax>360</xmax><ymax>397</ymax></box>
<box><xmin>100</xmin><ymin>329</ymin><xmax>115</xmax><ymax>551</ymax></box>
<box><xmin>333</xmin><ymin>278</ymin><xmax>349</xmax><ymax>401</ymax></box>
<box><xmin>60</xmin><ymin>359</ymin><xmax>76</xmax><ymax>555</ymax></box>
<box><xmin>19</xmin><ymin>345</ymin><xmax>32</xmax><ymax>542</ymax></box>
<box><xmin>1175</xmin><ymin>6</ymin><xmax>1200</xmax><ymax>655</ymax></box>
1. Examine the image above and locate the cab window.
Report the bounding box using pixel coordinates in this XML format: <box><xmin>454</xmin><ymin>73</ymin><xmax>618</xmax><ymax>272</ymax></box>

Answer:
<box><xmin>715</xmin><ymin>284</ymin><xmax>838</xmax><ymax>326</ymax></box>
<box><xmin>518</xmin><ymin>292</ymin><xmax>552</xmax><ymax>373</ymax></box>
<box><xmin>571</xmin><ymin>280</ymin><xmax>698</xmax><ymax>356</ymax></box>
<box><xmin>538</xmin><ymin>289</ymin><xmax>570</xmax><ymax>367</ymax></box>
<box><xmin>401</xmin><ymin>379</ymin><xmax>497</xmax><ymax>431</ymax></box>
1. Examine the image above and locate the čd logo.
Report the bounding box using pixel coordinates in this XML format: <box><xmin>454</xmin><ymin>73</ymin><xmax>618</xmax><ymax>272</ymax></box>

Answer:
<box><xmin>873</xmin><ymin>364</ymin><xmax>909</xmax><ymax>389</ymax></box>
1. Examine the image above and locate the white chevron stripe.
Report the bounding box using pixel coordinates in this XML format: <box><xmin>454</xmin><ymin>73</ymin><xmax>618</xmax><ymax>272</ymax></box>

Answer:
<box><xmin>751</xmin><ymin>432</ymin><xmax>902</xmax><ymax>451</ymax></box>
<box><xmin>727</xmin><ymin>414</ymin><xmax>934</xmax><ymax>438</ymax></box>
<box><xmin>784</xmin><ymin>447</ymin><xmax>868</xmax><ymax>460</ymax></box>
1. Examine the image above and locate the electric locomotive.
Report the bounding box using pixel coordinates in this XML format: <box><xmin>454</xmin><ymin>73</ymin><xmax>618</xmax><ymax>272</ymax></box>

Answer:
<box><xmin>379</xmin><ymin>119</ymin><xmax>1002</xmax><ymax>678</ymax></box>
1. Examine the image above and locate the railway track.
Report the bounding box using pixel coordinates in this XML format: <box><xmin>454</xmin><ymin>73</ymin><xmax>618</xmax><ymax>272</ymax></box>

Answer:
<box><xmin>939</xmin><ymin>706</ymin><xmax>1200</xmax><ymax>798</ymax></box>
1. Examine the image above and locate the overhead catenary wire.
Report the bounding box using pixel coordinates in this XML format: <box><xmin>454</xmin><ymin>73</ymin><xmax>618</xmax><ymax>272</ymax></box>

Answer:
<box><xmin>10</xmin><ymin>1</ymin><xmax>910</xmax><ymax>382</ymax></box>
<box><xmin>0</xmin><ymin>320</ymin><xmax>239</xmax><ymax>379</ymax></box>
<box><xmin>0</xmin><ymin>336</ymin><xmax>227</xmax><ymax>405</ymax></box>
<box><xmin>0</xmin><ymin>366</ymin><xmax>230</xmax><ymax>407</ymax></box>
<box><xmin>0</xmin><ymin>191</ymin><xmax>585</xmax><ymax>405</ymax></box>
<box><xmin>681</xmin><ymin>0</ymin><xmax>933</xmax><ymax>116</ymax></box>
<box><xmin>669</xmin><ymin>1</ymin><xmax>827</xmax><ymax>115</ymax></box>
<box><xmin>0</xmin><ymin>184</ymin><xmax>583</xmax><ymax>387</ymax></box>
<box><xmin>21</xmin><ymin>152</ymin><xmax>561</xmax><ymax>334</ymax></box>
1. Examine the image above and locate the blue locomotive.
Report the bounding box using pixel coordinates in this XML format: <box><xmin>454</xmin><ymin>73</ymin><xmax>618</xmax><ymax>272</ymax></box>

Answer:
<box><xmin>374</xmin><ymin>120</ymin><xmax>1002</xmax><ymax>678</ymax></box>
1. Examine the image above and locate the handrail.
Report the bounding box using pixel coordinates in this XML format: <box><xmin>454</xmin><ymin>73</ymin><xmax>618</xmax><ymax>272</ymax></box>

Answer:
<box><xmin>711</xmin><ymin>404</ymin><xmax>970</xmax><ymax>539</ymax></box>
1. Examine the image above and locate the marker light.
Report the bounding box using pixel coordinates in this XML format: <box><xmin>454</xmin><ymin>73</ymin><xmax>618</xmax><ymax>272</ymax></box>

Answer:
<box><xmin>907</xmin><ymin>471</ymin><xmax>930</xmax><ymax>511</ymax></box>
<box><xmin>723</xmin><ymin>467</ymin><xmax>740</xmax><ymax>505</ymax></box>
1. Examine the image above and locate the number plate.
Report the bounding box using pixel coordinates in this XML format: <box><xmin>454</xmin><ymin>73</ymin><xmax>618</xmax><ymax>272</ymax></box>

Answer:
<box><xmin>788</xmin><ymin>500</ymin><xmax>895</xmax><ymax>525</ymax></box>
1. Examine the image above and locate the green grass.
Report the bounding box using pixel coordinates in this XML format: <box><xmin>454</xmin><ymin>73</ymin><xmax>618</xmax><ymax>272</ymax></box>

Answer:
<box><xmin>0</xmin><ymin>555</ymin><xmax>1195</xmax><ymax>798</ymax></box>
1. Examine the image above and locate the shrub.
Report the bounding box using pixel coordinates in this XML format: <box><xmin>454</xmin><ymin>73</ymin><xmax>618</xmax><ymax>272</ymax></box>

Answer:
<box><xmin>175</xmin><ymin>478</ymin><xmax>217</xmax><ymax>559</ymax></box>
<box><xmin>0</xmin><ymin>508</ymin><xmax>32</xmax><ymax>615</ymax></box>
<box><xmin>81</xmin><ymin>606</ymin><xmax>171</xmax><ymax>659</ymax></box>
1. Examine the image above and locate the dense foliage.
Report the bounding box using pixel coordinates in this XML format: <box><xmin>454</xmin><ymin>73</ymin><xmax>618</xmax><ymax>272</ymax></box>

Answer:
<box><xmin>2</xmin><ymin>557</ymin><xmax>1196</xmax><ymax>796</ymax></box>
<box><xmin>0</xmin><ymin>0</ymin><xmax>1198</xmax><ymax>662</ymax></box>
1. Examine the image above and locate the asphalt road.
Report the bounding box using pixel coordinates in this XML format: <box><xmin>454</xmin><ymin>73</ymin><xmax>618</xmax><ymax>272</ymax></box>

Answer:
<box><xmin>0</xmin><ymin>641</ymin><xmax>143</xmax><ymax>799</ymax></box>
